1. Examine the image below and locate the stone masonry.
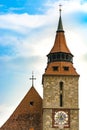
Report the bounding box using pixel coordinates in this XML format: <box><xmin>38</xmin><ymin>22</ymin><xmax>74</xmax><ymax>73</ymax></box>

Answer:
<box><xmin>43</xmin><ymin>75</ymin><xmax>79</xmax><ymax>130</ymax></box>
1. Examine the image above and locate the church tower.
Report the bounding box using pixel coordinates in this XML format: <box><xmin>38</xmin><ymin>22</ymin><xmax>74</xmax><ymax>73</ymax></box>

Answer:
<box><xmin>42</xmin><ymin>7</ymin><xmax>79</xmax><ymax>130</ymax></box>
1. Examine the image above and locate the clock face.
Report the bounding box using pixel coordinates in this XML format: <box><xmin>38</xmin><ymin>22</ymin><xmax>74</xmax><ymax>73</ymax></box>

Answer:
<box><xmin>52</xmin><ymin>110</ymin><xmax>70</xmax><ymax>128</ymax></box>
<box><xmin>54</xmin><ymin>111</ymin><xmax>68</xmax><ymax>125</ymax></box>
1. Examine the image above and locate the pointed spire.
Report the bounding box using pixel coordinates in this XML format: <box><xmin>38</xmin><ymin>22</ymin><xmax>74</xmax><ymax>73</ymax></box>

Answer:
<box><xmin>43</xmin><ymin>5</ymin><xmax>79</xmax><ymax>76</ymax></box>
<box><xmin>49</xmin><ymin>5</ymin><xmax>71</xmax><ymax>54</ymax></box>
<box><xmin>57</xmin><ymin>4</ymin><xmax>64</xmax><ymax>32</ymax></box>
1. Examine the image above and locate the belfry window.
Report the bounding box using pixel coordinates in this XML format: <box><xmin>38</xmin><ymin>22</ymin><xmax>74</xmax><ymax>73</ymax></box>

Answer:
<box><xmin>59</xmin><ymin>82</ymin><xmax>63</xmax><ymax>107</ymax></box>
<box><xmin>53</xmin><ymin>66</ymin><xmax>58</xmax><ymax>71</ymax></box>
<box><xmin>63</xmin><ymin>66</ymin><xmax>69</xmax><ymax>71</ymax></box>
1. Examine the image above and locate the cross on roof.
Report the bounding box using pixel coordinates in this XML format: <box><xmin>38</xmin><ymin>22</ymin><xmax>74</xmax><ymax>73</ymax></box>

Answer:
<box><xmin>29</xmin><ymin>72</ymin><xmax>36</xmax><ymax>87</ymax></box>
<box><xmin>59</xmin><ymin>4</ymin><xmax>62</xmax><ymax>16</ymax></box>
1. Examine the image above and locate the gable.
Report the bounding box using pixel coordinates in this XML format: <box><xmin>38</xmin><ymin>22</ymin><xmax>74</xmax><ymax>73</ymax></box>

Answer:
<box><xmin>1</xmin><ymin>87</ymin><xmax>42</xmax><ymax>130</ymax></box>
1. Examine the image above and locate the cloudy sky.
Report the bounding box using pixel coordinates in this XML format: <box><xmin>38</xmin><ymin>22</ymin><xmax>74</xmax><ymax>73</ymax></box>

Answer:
<box><xmin>0</xmin><ymin>0</ymin><xmax>87</xmax><ymax>129</ymax></box>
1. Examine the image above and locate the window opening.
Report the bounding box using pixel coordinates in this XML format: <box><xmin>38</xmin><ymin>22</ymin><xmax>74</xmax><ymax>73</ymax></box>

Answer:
<box><xmin>53</xmin><ymin>66</ymin><xmax>58</xmax><ymax>71</ymax></box>
<box><xmin>30</xmin><ymin>101</ymin><xmax>34</xmax><ymax>106</ymax></box>
<box><xmin>59</xmin><ymin>82</ymin><xmax>63</xmax><ymax>107</ymax></box>
<box><xmin>63</xmin><ymin>66</ymin><xmax>69</xmax><ymax>71</ymax></box>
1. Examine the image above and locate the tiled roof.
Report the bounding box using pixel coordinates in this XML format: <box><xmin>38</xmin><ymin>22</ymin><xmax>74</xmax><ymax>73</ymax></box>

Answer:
<box><xmin>0</xmin><ymin>87</ymin><xmax>42</xmax><ymax>130</ymax></box>
<box><xmin>44</xmin><ymin>12</ymin><xmax>79</xmax><ymax>76</ymax></box>
<box><xmin>44</xmin><ymin>62</ymin><xmax>79</xmax><ymax>76</ymax></box>
<box><xmin>50</xmin><ymin>32</ymin><xmax>71</xmax><ymax>54</ymax></box>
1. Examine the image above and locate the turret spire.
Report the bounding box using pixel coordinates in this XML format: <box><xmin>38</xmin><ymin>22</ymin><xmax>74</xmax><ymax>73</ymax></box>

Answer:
<box><xmin>49</xmin><ymin>5</ymin><xmax>71</xmax><ymax>55</ymax></box>
<box><xmin>43</xmin><ymin>6</ymin><xmax>78</xmax><ymax>76</ymax></box>
<box><xmin>57</xmin><ymin>4</ymin><xmax>63</xmax><ymax>32</ymax></box>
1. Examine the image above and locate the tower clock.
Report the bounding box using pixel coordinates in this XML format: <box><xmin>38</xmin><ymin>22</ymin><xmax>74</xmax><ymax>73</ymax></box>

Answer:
<box><xmin>42</xmin><ymin>7</ymin><xmax>79</xmax><ymax>130</ymax></box>
<box><xmin>52</xmin><ymin>109</ymin><xmax>70</xmax><ymax>129</ymax></box>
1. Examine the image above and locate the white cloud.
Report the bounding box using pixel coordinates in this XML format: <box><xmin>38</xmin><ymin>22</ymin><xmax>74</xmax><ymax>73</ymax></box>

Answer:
<box><xmin>0</xmin><ymin>13</ymin><xmax>48</xmax><ymax>33</ymax></box>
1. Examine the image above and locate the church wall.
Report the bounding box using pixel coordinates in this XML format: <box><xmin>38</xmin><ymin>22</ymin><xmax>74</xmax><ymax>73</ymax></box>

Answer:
<box><xmin>43</xmin><ymin>75</ymin><xmax>79</xmax><ymax>130</ymax></box>
<box><xmin>43</xmin><ymin>108</ymin><xmax>79</xmax><ymax>130</ymax></box>
<box><xmin>43</xmin><ymin>75</ymin><xmax>79</xmax><ymax>108</ymax></box>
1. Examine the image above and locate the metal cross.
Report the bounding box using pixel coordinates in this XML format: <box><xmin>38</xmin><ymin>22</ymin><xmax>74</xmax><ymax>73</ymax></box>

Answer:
<box><xmin>59</xmin><ymin>4</ymin><xmax>62</xmax><ymax>16</ymax></box>
<box><xmin>29</xmin><ymin>72</ymin><xmax>36</xmax><ymax>87</ymax></box>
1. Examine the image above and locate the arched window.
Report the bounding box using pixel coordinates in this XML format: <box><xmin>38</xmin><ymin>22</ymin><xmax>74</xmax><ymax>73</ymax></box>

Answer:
<box><xmin>59</xmin><ymin>82</ymin><xmax>63</xmax><ymax>107</ymax></box>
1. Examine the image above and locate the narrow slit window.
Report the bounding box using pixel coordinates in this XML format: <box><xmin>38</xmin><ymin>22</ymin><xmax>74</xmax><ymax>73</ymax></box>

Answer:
<box><xmin>59</xmin><ymin>82</ymin><xmax>63</xmax><ymax>107</ymax></box>
<box><xmin>60</xmin><ymin>94</ymin><xmax>63</xmax><ymax>107</ymax></box>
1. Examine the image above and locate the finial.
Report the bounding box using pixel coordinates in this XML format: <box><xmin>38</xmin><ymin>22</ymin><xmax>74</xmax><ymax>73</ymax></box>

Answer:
<box><xmin>59</xmin><ymin>4</ymin><xmax>62</xmax><ymax>16</ymax></box>
<box><xmin>29</xmin><ymin>71</ymin><xmax>36</xmax><ymax>87</ymax></box>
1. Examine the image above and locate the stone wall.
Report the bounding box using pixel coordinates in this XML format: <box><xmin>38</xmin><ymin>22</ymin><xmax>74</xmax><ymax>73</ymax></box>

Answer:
<box><xmin>43</xmin><ymin>75</ymin><xmax>79</xmax><ymax>130</ymax></box>
<box><xmin>43</xmin><ymin>75</ymin><xmax>79</xmax><ymax>108</ymax></box>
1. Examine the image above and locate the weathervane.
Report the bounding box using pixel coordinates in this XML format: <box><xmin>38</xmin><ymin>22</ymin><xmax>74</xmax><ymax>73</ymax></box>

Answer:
<box><xmin>29</xmin><ymin>72</ymin><xmax>36</xmax><ymax>87</ymax></box>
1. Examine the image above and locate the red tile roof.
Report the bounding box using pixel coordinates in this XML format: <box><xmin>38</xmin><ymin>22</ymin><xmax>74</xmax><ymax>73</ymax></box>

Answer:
<box><xmin>50</xmin><ymin>32</ymin><xmax>71</xmax><ymax>54</ymax></box>
<box><xmin>44</xmin><ymin>62</ymin><xmax>79</xmax><ymax>76</ymax></box>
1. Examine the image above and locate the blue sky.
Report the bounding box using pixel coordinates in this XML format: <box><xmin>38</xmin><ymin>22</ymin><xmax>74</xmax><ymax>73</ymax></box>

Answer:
<box><xmin>0</xmin><ymin>0</ymin><xmax>49</xmax><ymax>14</ymax></box>
<box><xmin>0</xmin><ymin>0</ymin><xmax>87</xmax><ymax>129</ymax></box>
